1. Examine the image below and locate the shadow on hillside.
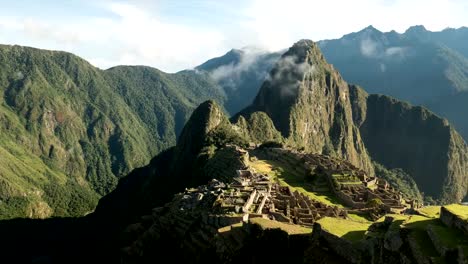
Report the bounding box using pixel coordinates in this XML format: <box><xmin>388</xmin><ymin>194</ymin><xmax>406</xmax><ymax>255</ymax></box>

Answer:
<box><xmin>0</xmin><ymin>216</ymin><xmax>117</xmax><ymax>264</ymax></box>
<box><xmin>342</xmin><ymin>230</ymin><xmax>367</xmax><ymax>242</ymax></box>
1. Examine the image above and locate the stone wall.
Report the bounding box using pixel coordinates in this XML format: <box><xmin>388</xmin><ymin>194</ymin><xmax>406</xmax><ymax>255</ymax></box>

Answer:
<box><xmin>440</xmin><ymin>206</ymin><xmax>468</xmax><ymax>234</ymax></box>
<box><xmin>313</xmin><ymin>222</ymin><xmax>364</xmax><ymax>263</ymax></box>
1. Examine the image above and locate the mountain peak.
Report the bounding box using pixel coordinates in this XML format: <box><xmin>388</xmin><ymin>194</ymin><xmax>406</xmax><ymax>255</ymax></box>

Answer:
<box><xmin>364</xmin><ymin>25</ymin><xmax>380</xmax><ymax>31</ymax></box>
<box><xmin>358</xmin><ymin>25</ymin><xmax>382</xmax><ymax>34</ymax></box>
<box><xmin>405</xmin><ymin>25</ymin><xmax>428</xmax><ymax>34</ymax></box>
<box><xmin>242</xmin><ymin>41</ymin><xmax>375</xmax><ymax>175</ymax></box>
<box><xmin>283</xmin><ymin>39</ymin><xmax>326</xmax><ymax>66</ymax></box>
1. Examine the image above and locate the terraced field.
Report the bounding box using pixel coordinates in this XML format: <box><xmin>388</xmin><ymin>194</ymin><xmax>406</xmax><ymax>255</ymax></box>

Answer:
<box><xmin>248</xmin><ymin>158</ymin><xmax>345</xmax><ymax>207</ymax></box>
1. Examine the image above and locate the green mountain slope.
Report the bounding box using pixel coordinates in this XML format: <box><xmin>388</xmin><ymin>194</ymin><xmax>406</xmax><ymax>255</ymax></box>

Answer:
<box><xmin>0</xmin><ymin>44</ymin><xmax>225</xmax><ymax>219</ymax></box>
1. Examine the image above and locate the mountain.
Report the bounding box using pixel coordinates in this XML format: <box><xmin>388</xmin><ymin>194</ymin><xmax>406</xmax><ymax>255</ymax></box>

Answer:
<box><xmin>349</xmin><ymin>87</ymin><xmax>468</xmax><ymax>202</ymax></box>
<box><xmin>237</xmin><ymin>40</ymin><xmax>468</xmax><ymax>203</ymax></box>
<box><xmin>404</xmin><ymin>25</ymin><xmax>468</xmax><ymax>57</ymax></box>
<box><xmin>197</xmin><ymin>27</ymin><xmax>468</xmax><ymax>144</ymax></box>
<box><xmin>238</xmin><ymin>40</ymin><xmax>374</xmax><ymax>175</ymax></box>
<box><xmin>1</xmin><ymin>46</ymin><xmax>467</xmax><ymax>262</ymax></box>
<box><xmin>0</xmin><ymin>44</ymin><xmax>225</xmax><ymax>219</ymax></box>
<box><xmin>318</xmin><ymin>25</ymin><xmax>468</xmax><ymax>140</ymax></box>
<box><xmin>196</xmin><ymin>48</ymin><xmax>282</xmax><ymax>115</ymax></box>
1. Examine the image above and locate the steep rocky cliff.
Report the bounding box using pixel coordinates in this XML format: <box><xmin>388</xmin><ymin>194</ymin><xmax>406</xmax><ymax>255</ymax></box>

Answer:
<box><xmin>349</xmin><ymin>86</ymin><xmax>468</xmax><ymax>202</ymax></box>
<box><xmin>239</xmin><ymin>40</ymin><xmax>374</xmax><ymax>175</ymax></box>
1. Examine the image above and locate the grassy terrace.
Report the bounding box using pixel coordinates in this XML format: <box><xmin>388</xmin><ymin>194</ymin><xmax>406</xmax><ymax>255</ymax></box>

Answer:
<box><xmin>444</xmin><ymin>204</ymin><xmax>468</xmax><ymax>220</ymax></box>
<box><xmin>249</xmin><ymin>159</ymin><xmax>346</xmax><ymax>207</ymax></box>
<box><xmin>391</xmin><ymin>212</ymin><xmax>468</xmax><ymax>258</ymax></box>
<box><xmin>417</xmin><ymin>206</ymin><xmax>441</xmax><ymax>218</ymax></box>
<box><xmin>430</xmin><ymin>223</ymin><xmax>468</xmax><ymax>246</ymax></box>
<box><xmin>316</xmin><ymin>217</ymin><xmax>371</xmax><ymax>242</ymax></box>
<box><xmin>250</xmin><ymin>217</ymin><xmax>312</xmax><ymax>235</ymax></box>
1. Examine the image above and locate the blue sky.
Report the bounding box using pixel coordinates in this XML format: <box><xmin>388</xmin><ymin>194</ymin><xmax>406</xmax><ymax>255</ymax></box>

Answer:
<box><xmin>1</xmin><ymin>0</ymin><xmax>467</xmax><ymax>72</ymax></box>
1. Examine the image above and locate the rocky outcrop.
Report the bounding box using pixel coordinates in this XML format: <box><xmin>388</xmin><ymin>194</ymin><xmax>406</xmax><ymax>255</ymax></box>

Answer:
<box><xmin>440</xmin><ymin>206</ymin><xmax>468</xmax><ymax>234</ymax></box>
<box><xmin>239</xmin><ymin>40</ymin><xmax>374</xmax><ymax>176</ymax></box>
<box><xmin>350</xmin><ymin>86</ymin><xmax>468</xmax><ymax>202</ymax></box>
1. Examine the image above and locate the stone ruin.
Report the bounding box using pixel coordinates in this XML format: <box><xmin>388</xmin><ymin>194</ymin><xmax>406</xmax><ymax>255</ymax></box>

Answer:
<box><xmin>178</xmin><ymin>166</ymin><xmax>346</xmax><ymax>229</ymax></box>
<box><xmin>253</xmin><ymin>147</ymin><xmax>417</xmax><ymax>216</ymax></box>
<box><xmin>268</xmin><ymin>185</ymin><xmax>347</xmax><ymax>226</ymax></box>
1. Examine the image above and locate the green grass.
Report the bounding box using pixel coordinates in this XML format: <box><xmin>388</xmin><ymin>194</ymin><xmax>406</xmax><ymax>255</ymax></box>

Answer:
<box><xmin>444</xmin><ymin>204</ymin><xmax>468</xmax><ymax>220</ymax></box>
<box><xmin>429</xmin><ymin>224</ymin><xmax>468</xmax><ymax>248</ymax></box>
<box><xmin>403</xmin><ymin>215</ymin><xmax>439</xmax><ymax>230</ymax></box>
<box><xmin>418</xmin><ymin>206</ymin><xmax>441</xmax><ymax>218</ymax></box>
<box><xmin>249</xmin><ymin>159</ymin><xmax>345</xmax><ymax>207</ymax></box>
<box><xmin>347</xmin><ymin>213</ymin><xmax>372</xmax><ymax>223</ymax></box>
<box><xmin>316</xmin><ymin>217</ymin><xmax>371</xmax><ymax>242</ymax></box>
<box><xmin>408</xmin><ymin>230</ymin><xmax>440</xmax><ymax>258</ymax></box>
<box><xmin>250</xmin><ymin>217</ymin><xmax>312</xmax><ymax>235</ymax></box>
<box><xmin>399</xmin><ymin>213</ymin><xmax>468</xmax><ymax>258</ymax></box>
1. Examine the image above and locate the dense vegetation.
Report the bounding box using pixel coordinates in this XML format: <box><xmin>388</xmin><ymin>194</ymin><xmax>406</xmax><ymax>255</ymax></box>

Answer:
<box><xmin>0</xmin><ymin>45</ymin><xmax>225</xmax><ymax>218</ymax></box>
<box><xmin>373</xmin><ymin>162</ymin><xmax>423</xmax><ymax>201</ymax></box>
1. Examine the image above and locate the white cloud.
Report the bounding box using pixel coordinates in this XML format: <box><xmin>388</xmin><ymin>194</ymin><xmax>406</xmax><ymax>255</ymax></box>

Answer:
<box><xmin>0</xmin><ymin>0</ymin><xmax>467</xmax><ymax>72</ymax></box>
<box><xmin>0</xmin><ymin>2</ymin><xmax>227</xmax><ymax>72</ymax></box>
<box><xmin>361</xmin><ymin>38</ymin><xmax>379</xmax><ymax>57</ymax></box>
<box><xmin>385</xmin><ymin>47</ymin><xmax>406</xmax><ymax>57</ymax></box>
<box><xmin>242</xmin><ymin>0</ymin><xmax>468</xmax><ymax>51</ymax></box>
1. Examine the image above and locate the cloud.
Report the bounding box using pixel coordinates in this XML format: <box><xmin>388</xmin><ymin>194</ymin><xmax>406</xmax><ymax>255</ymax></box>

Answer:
<box><xmin>385</xmin><ymin>47</ymin><xmax>407</xmax><ymax>57</ymax></box>
<box><xmin>1</xmin><ymin>0</ymin><xmax>468</xmax><ymax>72</ymax></box>
<box><xmin>0</xmin><ymin>2</ymin><xmax>226</xmax><ymax>72</ymax></box>
<box><xmin>266</xmin><ymin>53</ymin><xmax>314</xmax><ymax>98</ymax></box>
<box><xmin>208</xmin><ymin>47</ymin><xmax>275</xmax><ymax>89</ymax></box>
<box><xmin>380</xmin><ymin>63</ymin><xmax>386</xmax><ymax>73</ymax></box>
<box><xmin>22</xmin><ymin>18</ymin><xmax>81</xmax><ymax>46</ymax></box>
<box><xmin>360</xmin><ymin>38</ymin><xmax>379</xmax><ymax>57</ymax></box>
<box><xmin>358</xmin><ymin>36</ymin><xmax>408</xmax><ymax>59</ymax></box>
<box><xmin>242</xmin><ymin>0</ymin><xmax>468</xmax><ymax>51</ymax></box>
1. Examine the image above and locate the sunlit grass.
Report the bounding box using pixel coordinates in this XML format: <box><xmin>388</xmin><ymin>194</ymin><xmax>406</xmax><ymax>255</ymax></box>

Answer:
<box><xmin>444</xmin><ymin>204</ymin><xmax>468</xmax><ymax>220</ymax></box>
<box><xmin>417</xmin><ymin>206</ymin><xmax>441</xmax><ymax>218</ymax></box>
<box><xmin>249</xmin><ymin>159</ymin><xmax>345</xmax><ymax>207</ymax></box>
<box><xmin>250</xmin><ymin>217</ymin><xmax>312</xmax><ymax>235</ymax></box>
<box><xmin>316</xmin><ymin>217</ymin><xmax>371</xmax><ymax>242</ymax></box>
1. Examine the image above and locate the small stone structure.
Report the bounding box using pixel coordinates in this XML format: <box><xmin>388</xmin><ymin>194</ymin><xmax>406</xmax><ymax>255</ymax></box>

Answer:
<box><xmin>256</xmin><ymin>147</ymin><xmax>416</xmax><ymax>214</ymax></box>
<box><xmin>179</xmin><ymin>164</ymin><xmax>346</xmax><ymax>228</ymax></box>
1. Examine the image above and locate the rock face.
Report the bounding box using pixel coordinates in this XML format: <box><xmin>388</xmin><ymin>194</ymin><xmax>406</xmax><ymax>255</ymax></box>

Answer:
<box><xmin>239</xmin><ymin>40</ymin><xmax>468</xmax><ymax>202</ymax></box>
<box><xmin>240</xmin><ymin>40</ymin><xmax>374</xmax><ymax>175</ymax></box>
<box><xmin>350</xmin><ymin>87</ymin><xmax>468</xmax><ymax>203</ymax></box>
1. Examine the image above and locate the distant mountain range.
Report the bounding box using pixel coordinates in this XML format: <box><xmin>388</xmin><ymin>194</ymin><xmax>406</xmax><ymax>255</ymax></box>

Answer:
<box><xmin>319</xmin><ymin>25</ymin><xmax>468</xmax><ymax>140</ymax></box>
<box><xmin>199</xmin><ymin>26</ymin><xmax>468</xmax><ymax>142</ymax></box>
